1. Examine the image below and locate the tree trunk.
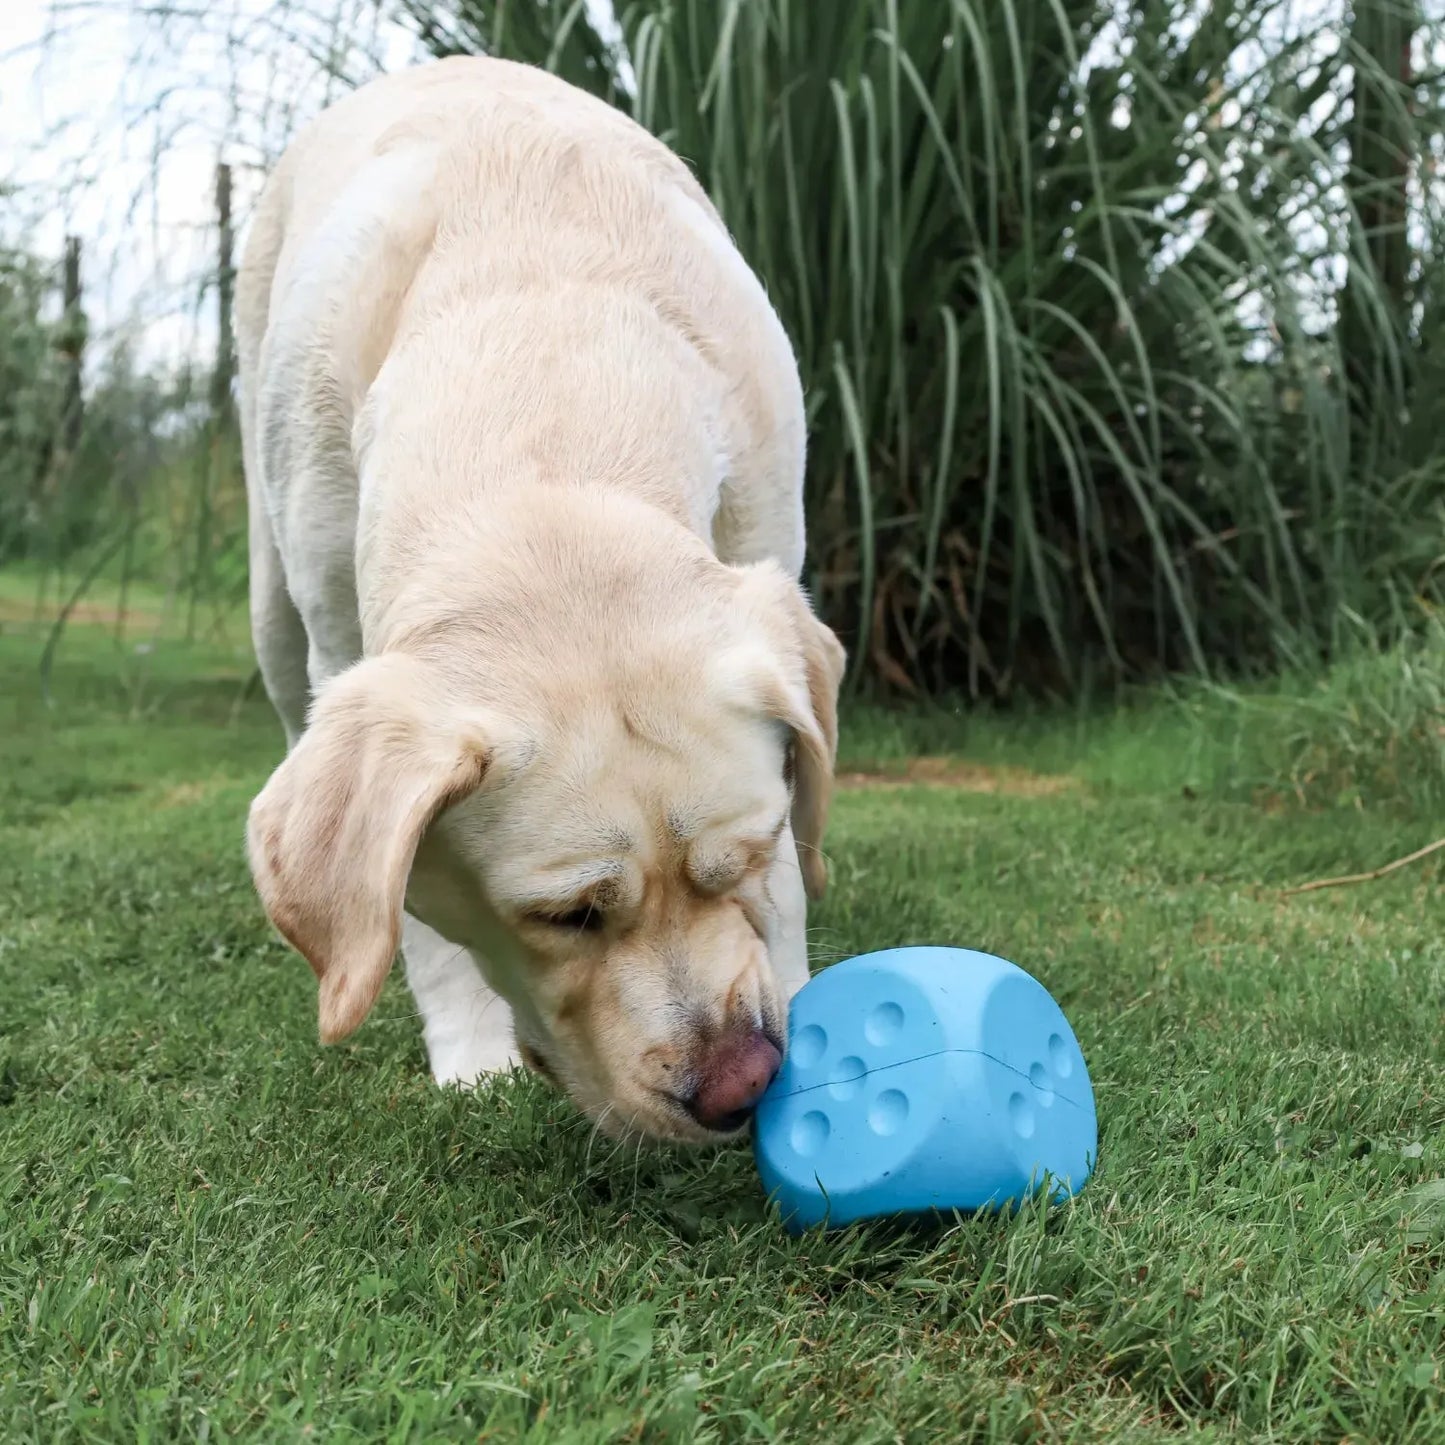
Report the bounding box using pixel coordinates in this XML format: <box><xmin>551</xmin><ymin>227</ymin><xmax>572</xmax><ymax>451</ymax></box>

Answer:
<box><xmin>188</xmin><ymin>162</ymin><xmax>235</xmax><ymax>640</ymax></box>
<box><xmin>1342</xmin><ymin>0</ymin><xmax>1417</xmax><ymax>454</ymax></box>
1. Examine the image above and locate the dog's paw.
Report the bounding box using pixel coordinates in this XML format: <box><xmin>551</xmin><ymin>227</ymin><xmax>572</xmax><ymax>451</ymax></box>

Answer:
<box><xmin>428</xmin><ymin>1037</ymin><xmax>521</xmax><ymax>1090</ymax></box>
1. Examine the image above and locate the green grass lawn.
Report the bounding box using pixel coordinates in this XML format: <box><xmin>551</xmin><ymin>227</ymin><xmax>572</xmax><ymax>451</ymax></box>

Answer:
<box><xmin>2</xmin><ymin>618</ymin><xmax>1442</xmax><ymax>1442</ymax></box>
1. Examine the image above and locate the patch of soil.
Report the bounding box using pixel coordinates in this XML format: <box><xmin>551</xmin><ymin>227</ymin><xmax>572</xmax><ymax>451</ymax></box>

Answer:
<box><xmin>836</xmin><ymin>756</ymin><xmax>1076</xmax><ymax>797</ymax></box>
<box><xmin>156</xmin><ymin>780</ymin><xmax>230</xmax><ymax>809</ymax></box>
<box><xmin>0</xmin><ymin>597</ymin><xmax>168</xmax><ymax>630</ymax></box>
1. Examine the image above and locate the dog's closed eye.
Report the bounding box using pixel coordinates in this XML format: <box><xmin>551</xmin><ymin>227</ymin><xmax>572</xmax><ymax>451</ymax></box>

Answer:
<box><xmin>528</xmin><ymin>905</ymin><xmax>605</xmax><ymax>933</ymax></box>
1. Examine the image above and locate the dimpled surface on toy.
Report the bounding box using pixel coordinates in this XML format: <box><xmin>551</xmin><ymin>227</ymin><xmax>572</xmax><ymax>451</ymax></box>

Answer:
<box><xmin>753</xmin><ymin>947</ymin><xmax>1097</xmax><ymax>1232</ymax></box>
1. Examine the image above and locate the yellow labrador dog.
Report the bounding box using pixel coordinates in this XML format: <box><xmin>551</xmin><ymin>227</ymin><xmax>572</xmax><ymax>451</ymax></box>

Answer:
<box><xmin>237</xmin><ymin>57</ymin><xmax>845</xmax><ymax>1144</ymax></box>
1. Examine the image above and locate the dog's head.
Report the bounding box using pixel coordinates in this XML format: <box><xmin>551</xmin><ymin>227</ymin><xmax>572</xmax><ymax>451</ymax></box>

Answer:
<box><xmin>247</xmin><ymin>552</ymin><xmax>844</xmax><ymax>1143</ymax></box>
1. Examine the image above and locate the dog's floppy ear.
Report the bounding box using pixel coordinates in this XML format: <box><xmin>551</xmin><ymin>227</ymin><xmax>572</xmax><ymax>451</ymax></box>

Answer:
<box><xmin>733</xmin><ymin>563</ymin><xmax>847</xmax><ymax>899</ymax></box>
<box><xmin>247</xmin><ymin>653</ymin><xmax>493</xmax><ymax>1044</ymax></box>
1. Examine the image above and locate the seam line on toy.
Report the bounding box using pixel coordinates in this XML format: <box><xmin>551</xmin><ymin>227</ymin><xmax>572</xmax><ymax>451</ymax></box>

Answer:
<box><xmin>771</xmin><ymin>1047</ymin><xmax>1091</xmax><ymax>1111</ymax></box>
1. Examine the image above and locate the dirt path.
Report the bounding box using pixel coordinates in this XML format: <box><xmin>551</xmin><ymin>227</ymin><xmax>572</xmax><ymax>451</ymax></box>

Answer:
<box><xmin>835</xmin><ymin>755</ymin><xmax>1076</xmax><ymax>796</ymax></box>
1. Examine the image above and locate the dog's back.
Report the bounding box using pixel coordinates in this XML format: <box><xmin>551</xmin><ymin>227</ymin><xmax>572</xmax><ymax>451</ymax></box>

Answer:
<box><xmin>237</xmin><ymin>57</ymin><xmax>725</xmax><ymax>371</ymax></box>
<box><xmin>239</xmin><ymin>56</ymin><xmax>805</xmax><ymax>683</ymax></box>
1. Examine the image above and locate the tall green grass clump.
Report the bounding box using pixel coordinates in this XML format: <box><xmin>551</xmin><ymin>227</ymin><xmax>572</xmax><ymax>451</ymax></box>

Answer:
<box><xmin>1194</xmin><ymin>616</ymin><xmax>1445</xmax><ymax>817</ymax></box>
<box><xmin>400</xmin><ymin>0</ymin><xmax>1445</xmax><ymax>696</ymax></box>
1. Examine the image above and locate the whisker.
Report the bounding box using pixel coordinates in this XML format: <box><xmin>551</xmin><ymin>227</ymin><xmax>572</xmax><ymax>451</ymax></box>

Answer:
<box><xmin>584</xmin><ymin>1104</ymin><xmax>614</xmax><ymax>1173</ymax></box>
<box><xmin>628</xmin><ymin>1122</ymin><xmax>647</xmax><ymax>1212</ymax></box>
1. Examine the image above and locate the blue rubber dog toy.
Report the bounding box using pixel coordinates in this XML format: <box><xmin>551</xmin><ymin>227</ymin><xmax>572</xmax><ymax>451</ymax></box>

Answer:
<box><xmin>753</xmin><ymin>947</ymin><xmax>1097</xmax><ymax>1232</ymax></box>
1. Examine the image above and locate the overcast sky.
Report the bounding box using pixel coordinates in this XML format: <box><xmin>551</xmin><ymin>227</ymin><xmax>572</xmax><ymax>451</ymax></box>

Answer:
<box><xmin>0</xmin><ymin>0</ymin><xmax>636</xmax><ymax>371</ymax></box>
<box><xmin>1</xmin><ymin>0</ymin><xmax>427</xmax><ymax>369</ymax></box>
<box><xmin>2</xmin><ymin>1</ymin><xmax>1441</xmax><ymax>377</ymax></box>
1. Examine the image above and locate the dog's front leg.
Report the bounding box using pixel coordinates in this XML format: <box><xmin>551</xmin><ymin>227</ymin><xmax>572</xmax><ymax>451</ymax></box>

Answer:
<box><xmin>400</xmin><ymin>914</ymin><xmax>519</xmax><ymax>1087</ymax></box>
<box><xmin>770</xmin><ymin>825</ymin><xmax>813</xmax><ymax>1003</ymax></box>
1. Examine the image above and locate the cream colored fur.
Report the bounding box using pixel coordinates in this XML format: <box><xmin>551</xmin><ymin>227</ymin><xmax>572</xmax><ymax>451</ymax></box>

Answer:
<box><xmin>237</xmin><ymin>57</ymin><xmax>844</xmax><ymax>1143</ymax></box>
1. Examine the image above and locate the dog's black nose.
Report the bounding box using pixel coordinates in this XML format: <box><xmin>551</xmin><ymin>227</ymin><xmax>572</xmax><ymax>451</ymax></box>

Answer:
<box><xmin>686</xmin><ymin>1029</ymin><xmax>782</xmax><ymax>1131</ymax></box>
